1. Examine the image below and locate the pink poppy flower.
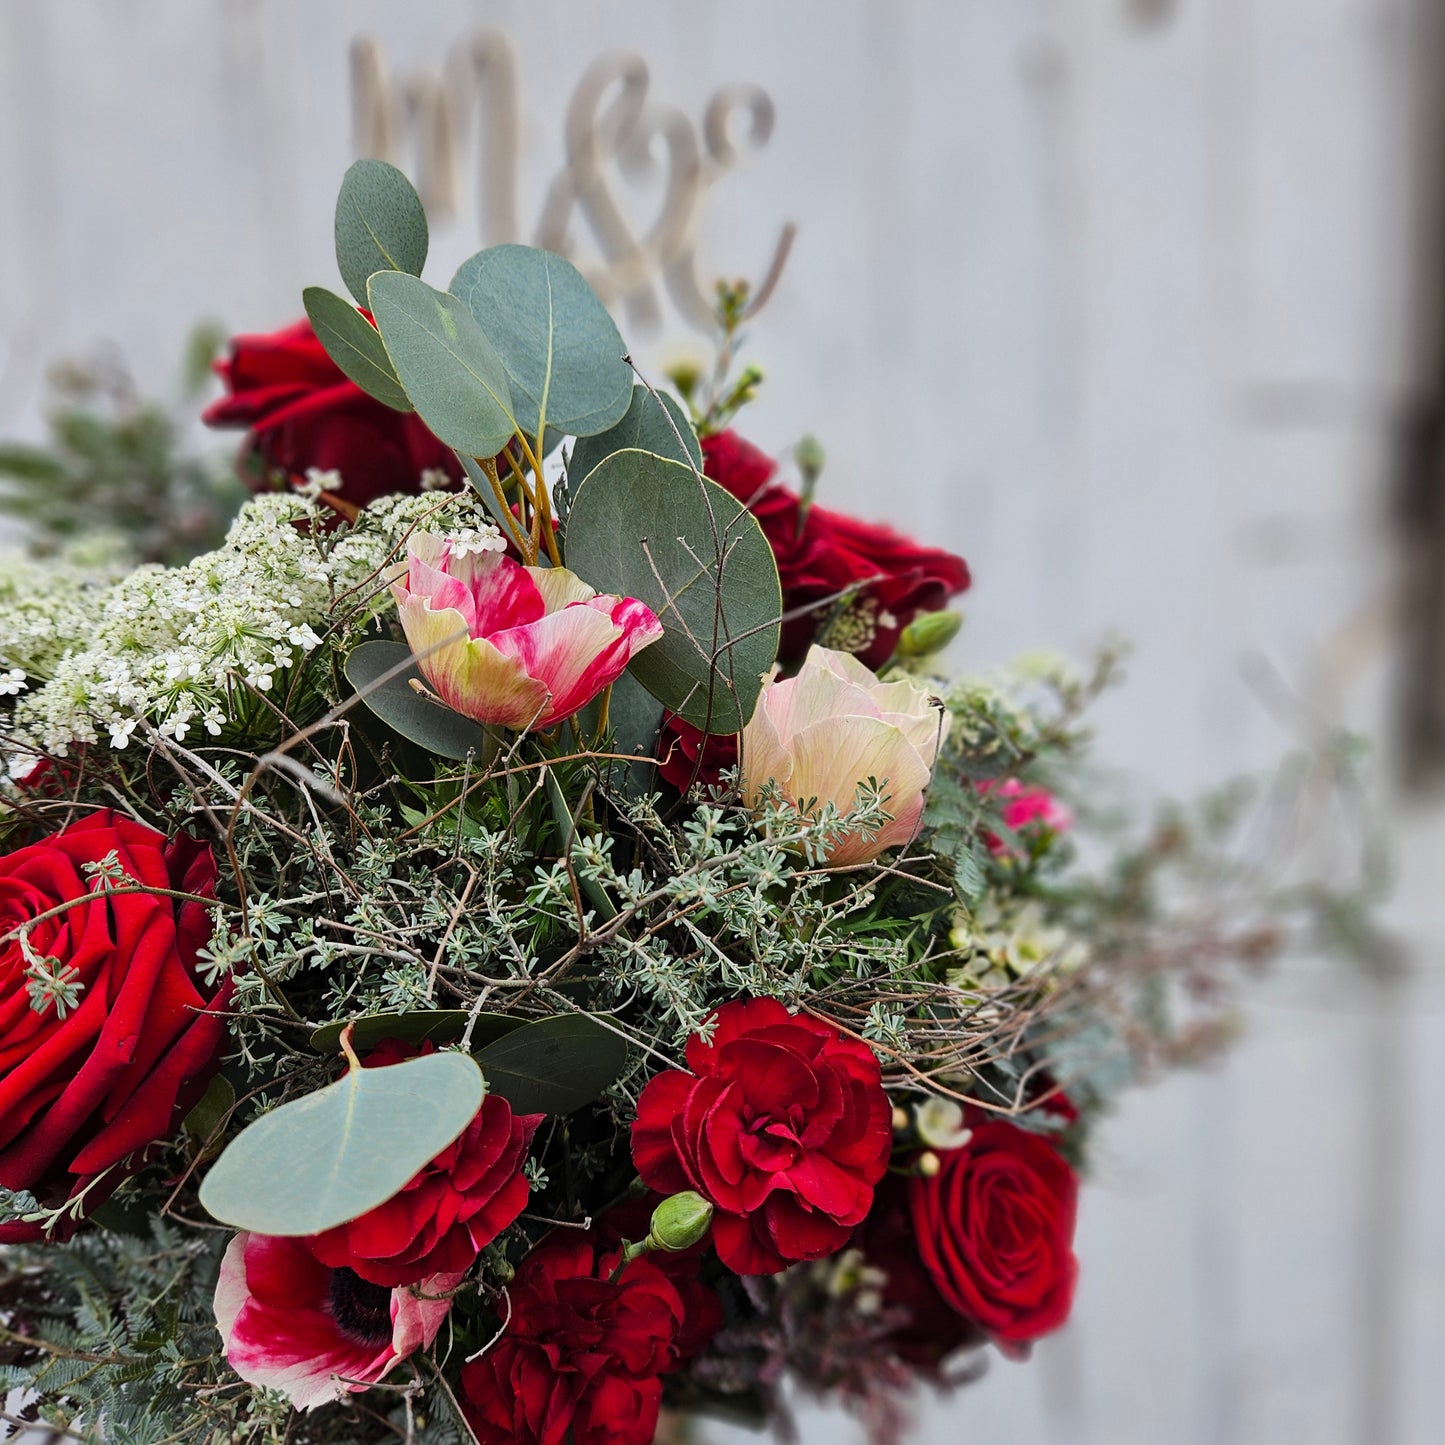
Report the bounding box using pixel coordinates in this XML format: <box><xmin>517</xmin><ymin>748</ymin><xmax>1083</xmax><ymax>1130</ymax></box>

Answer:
<box><xmin>213</xmin><ymin>1231</ymin><xmax>460</xmax><ymax>1411</ymax></box>
<box><xmin>390</xmin><ymin>533</ymin><xmax>663</xmax><ymax>731</ymax></box>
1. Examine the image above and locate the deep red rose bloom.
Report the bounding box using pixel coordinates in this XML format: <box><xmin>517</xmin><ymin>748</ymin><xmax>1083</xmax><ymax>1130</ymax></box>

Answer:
<box><xmin>631</xmin><ymin>997</ymin><xmax>892</xmax><ymax>1275</ymax></box>
<box><xmin>0</xmin><ymin>812</ymin><xmax>230</xmax><ymax>1241</ymax></box>
<box><xmin>700</xmin><ymin>430</ymin><xmax>970</xmax><ymax>667</ymax></box>
<box><xmin>909</xmin><ymin>1113</ymin><xmax>1079</xmax><ymax>1345</ymax></box>
<box><xmin>459</xmin><ymin>1234</ymin><xmax>697</xmax><ymax>1445</ymax></box>
<box><xmin>203</xmin><ymin>317</ymin><xmax>463</xmax><ymax>508</ymax></box>
<box><xmin>306</xmin><ymin>1039</ymin><xmax>541</xmax><ymax>1287</ymax></box>
<box><xmin>855</xmin><ymin>1173</ymin><xmax>984</xmax><ymax>1372</ymax></box>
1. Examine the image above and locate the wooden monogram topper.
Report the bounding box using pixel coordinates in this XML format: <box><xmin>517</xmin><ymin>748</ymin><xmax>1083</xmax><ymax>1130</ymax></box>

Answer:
<box><xmin>349</xmin><ymin>32</ymin><xmax>795</xmax><ymax>334</ymax></box>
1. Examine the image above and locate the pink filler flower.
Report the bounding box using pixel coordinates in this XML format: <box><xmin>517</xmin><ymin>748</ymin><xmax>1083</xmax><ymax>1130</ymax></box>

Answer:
<box><xmin>390</xmin><ymin>533</ymin><xmax>662</xmax><ymax>731</ymax></box>
<box><xmin>214</xmin><ymin>1231</ymin><xmax>460</xmax><ymax>1411</ymax></box>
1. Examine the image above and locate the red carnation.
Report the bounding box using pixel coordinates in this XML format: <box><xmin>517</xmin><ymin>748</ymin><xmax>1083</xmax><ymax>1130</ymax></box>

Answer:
<box><xmin>701</xmin><ymin>430</ymin><xmax>970</xmax><ymax>667</ymax></box>
<box><xmin>306</xmin><ymin>1039</ymin><xmax>541</xmax><ymax>1287</ymax></box>
<box><xmin>631</xmin><ymin>998</ymin><xmax>892</xmax><ymax>1275</ymax></box>
<box><xmin>203</xmin><ymin>317</ymin><xmax>462</xmax><ymax>508</ymax></box>
<box><xmin>909</xmin><ymin>1113</ymin><xmax>1078</xmax><ymax>1346</ymax></box>
<box><xmin>0</xmin><ymin>812</ymin><xmax>231</xmax><ymax>1240</ymax></box>
<box><xmin>655</xmin><ymin>715</ymin><xmax>737</xmax><ymax>794</ymax></box>
<box><xmin>459</xmin><ymin>1233</ymin><xmax>704</xmax><ymax>1445</ymax></box>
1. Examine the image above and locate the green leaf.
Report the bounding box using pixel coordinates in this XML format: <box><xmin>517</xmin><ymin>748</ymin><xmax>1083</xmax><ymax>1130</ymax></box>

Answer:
<box><xmin>474</xmin><ymin>1013</ymin><xmax>628</xmax><ymax>1114</ymax></box>
<box><xmin>542</xmin><ymin>767</ymin><xmax>618</xmax><ymax>921</ymax></box>
<box><xmin>568</xmin><ymin>385</ymin><xmax>701</xmax><ymax>488</ymax></box>
<box><xmin>310</xmin><ymin>1010</ymin><xmax>523</xmax><ymax>1055</ymax></box>
<box><xmin>182</xmin><ymin>1074</ymin><xmax>235</xmax><ymax>1143</ymax></box>
<box><xmin>0</xmin><ymin>443</ymin><xmax>67</xmax><ymax>483</ymax></box>
<box><xmin>345</xmin><ymin>639</ymin><xmax>498</xmax><ymax>761</ymax></box>
<box><xmin>450</xmin><ymin>245</ymin><xmax>631</xmax><ymax>442</ymax></box>
<box><xmin>368</xmin><ymin>271</ymin><xmax>519</xmax><ymax>458</ymax></box>
<box><xmin>334</xmin><ymin>159</ymin><xmax>429</xmax><ymax>308</ymax></box>
<box><xmin>303</xmin><ymin>286</ymin><xmax>412</xmax><ymax>411</ymax></box>
<box><xmin>564</xmin><ymin>449</ymin><xmax>782</xmax><ymax>733</ymax></box>
<box><xmin>199</xmin><ymin>1051</ymin><xmax>484</xmax><ymax>1235</ymax></box>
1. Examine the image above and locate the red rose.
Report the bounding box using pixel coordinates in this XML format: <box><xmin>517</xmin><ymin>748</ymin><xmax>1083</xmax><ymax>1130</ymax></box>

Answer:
<box><xmin>306</xmin><ymin>1039</ymin><xmax>542</xmax><ymax>1287</ymax></box>
<box><xmin>0</xmin><ymin>812</ymin><xmax>231</xmax><ymax>1241</ymax></box>
<box><xmin>631</xmin><ymin>998</ymin><xmax>892</xmax><ymax>1275</ymax></box>
<box><xmin>855</xmin><ymin>1173</ymin><xmax>983</xmax><ymax>1372</ymax></box>
<box><xmin>459</xmin><ymin>1234</ymin><xmax>698</xmax><ymax>1445</ymax></box>
<box><xmin>909</xmin><ymin>1114</ymin><xmax>1078</xmax><ymax>1345</ymax></box>
<box><xmin>701</xmin><ymin>430</ymin><xmax>970</xmax><ymax>667</ymax></box>
<box><xmin>203</xmin><ymin>317</ymin><xmax>463</xmax><ymax>508</ymax></box>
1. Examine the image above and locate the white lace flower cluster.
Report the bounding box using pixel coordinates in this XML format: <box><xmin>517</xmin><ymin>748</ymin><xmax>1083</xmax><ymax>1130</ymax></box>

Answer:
<box><xmin>6</xmin><ymin>490</ymin><xmax>495</xmax><ymax>757</ymax></box>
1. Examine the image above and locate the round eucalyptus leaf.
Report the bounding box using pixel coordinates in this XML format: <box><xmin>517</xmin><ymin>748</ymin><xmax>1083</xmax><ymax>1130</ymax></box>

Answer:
<box><xmin>345</xmin><ymin>640</ymin><xmax>497</xmax><ymax>761</ymax></box>
<box><xmin>367</xmin><ymin>271</ymin><xmax>518</xmax><ymax>459</ymax></box>
<box><xmin>309</xmin><ymin>1009</ymin><xmax>523</xmax><ymax>1056</ymax></box>
<box><xmin>335</xmin><ymin>159</ymin><xmax>429</xmax><ymax>308</ymax></box>
<box><xmin>450</xmin><ymin>245</ymin><xmax>632</xmax><ymax>442</ymax></box>
<box><xmin>564</xmin><ymin>449</ymin><xmax>781</xmax><ymax>733</ymax></box>
<box><xmin>474</xmin><ymin>1013</ymin><xmax>628</xmax><ymax>1115</ymax></box>
<box><xmin>303</xmin><ymin>286</ymin><xmax>411</xmax><ymax>412</ymax></box>
<box><xmin>568</xmin><ymin>386</ymin><xmax>701</xmax><ymax>488</ymax></box>
<box><xmin>199</xmin><ymin>1051</ymin><xmax>484</xmax><ymax>1235</ymax></box>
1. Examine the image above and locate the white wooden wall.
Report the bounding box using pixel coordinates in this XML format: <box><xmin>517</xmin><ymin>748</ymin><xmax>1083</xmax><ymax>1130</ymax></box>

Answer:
<box><xmin>2</xmin><ymin>2</ymin><xmax>1443</xmax><ymax>1441</ymax></box>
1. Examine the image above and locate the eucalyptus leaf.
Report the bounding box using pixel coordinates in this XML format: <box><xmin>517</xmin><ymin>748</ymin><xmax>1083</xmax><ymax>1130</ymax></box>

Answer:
<box><xmin>335</xmin><ymin>159</ymin><xmax>429</xmax><ymax>308</ymax></box>
<box><xmin>309</xmin><ymin>1010</ymin><xmax>523</xmax><ymax>1056</ymax></box>
<box><xmin>474</xmin><ymin>1013</ymin><xmax>628</xmax><ymax>1115</ymax></box>
<box><xmin>199</xmin><ymin>1052</ymin><xmax>484</xmax><ymax>1235</ymax></box>
<box><xmin>542</xmin><ymin>767</ymin><xmax>618</xmax><ymax>922</ymax></box>
<box><xmin>303</xmin><ymin>286</ymin><xmax>411</xmax><ymax>411</ymax></box>
<box><xmin>564</xmin><ymin>449</ymin><xmax>782</xmax><ymax>732</ymax></box>
<box><xmin>345</xmin><ymin>639</ymin><xmax>498</xmax><ymax>762</ymax></box>
<box><xmin>450</xmin><ymin>245</ymin><xmax>631</xmax><ymax>442</ymax></box>
<box><xmin>568</xmin><ymin>386</ymin><xmax>701</xmax><ymax>487</ymax></box>
<box><xmin>368</xmin><ymin>271</ymin><xmax>518</xmax><ymax>458</ymax></box>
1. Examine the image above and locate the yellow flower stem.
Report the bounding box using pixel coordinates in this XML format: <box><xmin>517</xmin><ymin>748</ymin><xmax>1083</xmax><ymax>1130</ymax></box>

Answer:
<box><xmin>483</xmin><ymin>453</ymin><xmax>534</xmax><ymax>564</ymax></box>
<box><xmin>516</xmin><ymin>428</ymin><xmax>562</xmax><ymax>567</ymax></box>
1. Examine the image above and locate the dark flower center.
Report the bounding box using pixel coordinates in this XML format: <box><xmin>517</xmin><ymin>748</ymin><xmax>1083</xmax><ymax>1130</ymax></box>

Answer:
<box><xmin>328</xmin><ymin>1266</ymin><xmax>393</xmax><ymax>1346</ymax></box>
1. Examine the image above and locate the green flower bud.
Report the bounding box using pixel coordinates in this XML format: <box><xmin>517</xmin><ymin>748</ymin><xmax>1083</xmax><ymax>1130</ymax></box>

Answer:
<box><xmin>896</xmin><ymin>609</ymin><xmax>963</xmax><ymax>658</ymax></box>
<box><xmin>647</xmin><ymin>1190</ymin><xmax>715</xmax><ymax>1253</ymax></box>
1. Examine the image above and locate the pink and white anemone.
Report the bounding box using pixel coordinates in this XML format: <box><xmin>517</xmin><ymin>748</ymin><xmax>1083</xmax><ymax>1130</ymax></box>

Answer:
<box><xmin>213</xmin><ymin>1230</ymin><xmax>461</xmax><ymax>1411</ymax></box>
<box><xmin>389</xmin><ymin>533</ymin><xmax>663</xmax><ymax>732</ymax></box>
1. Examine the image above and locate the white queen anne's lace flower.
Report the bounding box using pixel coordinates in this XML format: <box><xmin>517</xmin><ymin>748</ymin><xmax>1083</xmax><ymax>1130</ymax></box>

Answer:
<box><xmin>6</xmin><ymin>492</ymin><xmax>497</xmax><ymax>757</ymax></box>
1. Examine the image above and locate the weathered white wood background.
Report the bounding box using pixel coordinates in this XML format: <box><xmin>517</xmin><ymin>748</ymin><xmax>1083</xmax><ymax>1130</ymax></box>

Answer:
<box><xmin>3</xmin><ymin>1</ymin><xmax>1445</xmax><ymax>1441</ymax></box>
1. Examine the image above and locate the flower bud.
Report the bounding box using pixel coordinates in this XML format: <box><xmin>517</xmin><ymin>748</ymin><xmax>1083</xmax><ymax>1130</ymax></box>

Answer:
<box><xmin>890</xmin><ymin>1105</ymin><xmax>910</xmax><ymax>1133</ymax></box>
<box><xmin>647</xmin><ymin>1190</ymin><xmax>715</xmax><ymax>1253</ymax></box>
<box><xmin>916</xmin><ymin>1150</ymin><xmax>942</xmax><ymax>1178</ymax></box>
<box><xmin>914</xmin><ymin>1096</ymin><xmax>972</xmax><ymax>1151</ymax></box>
<box><xmin>896</xmin><ymin>609</ymin><xmax>963</xmax><ymax>658</ymax></box>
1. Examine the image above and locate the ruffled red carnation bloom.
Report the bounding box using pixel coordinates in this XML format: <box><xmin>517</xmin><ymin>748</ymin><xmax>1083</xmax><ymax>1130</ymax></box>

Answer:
<box><xmin>306</xmin><ymin>1039</ymin><xmax>542</xmax><ymax>1287</ymax></box>
<box><xmin>631</xmin><ymin>997</ymin><xmax>892</xmax><ymax>1275</ymax></box>
<box><xmin>597</xmin><ymin>1193</ymin><xmax>725</xmax><ymax>1361</ymax></box>
<box><xmin>0</xmin><ymin>812</ymin><xmax>231</xmax><ymax>1241</ymax></box>
<box><xmin>909</xmin><ymin>1112</ymin><xmax>1078</xmax><ymax>1346</ymax></box>
<box><xmin>655</xmin><ymin>714</ymin><xmax>737</xmax><ymax>794</ymax></box>
<box><xmin>459</xmin><ymin>1233</ymin><xmax>702</xmax><ymax>1445</ymax></box>
<box><xmin>701</xmin><ymin>430</ymin><xmax>970</xmax><ymax>667</ymax></box>
<box><xmin>203</xmin><ymin>317</ymin><xmax>463</xmax><ymax>508</ymax></box>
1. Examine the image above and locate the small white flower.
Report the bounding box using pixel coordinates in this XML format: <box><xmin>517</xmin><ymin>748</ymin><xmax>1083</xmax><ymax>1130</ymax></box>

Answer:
<box><xmin>299</xmin><ymin>467</ymin><xmax>343</xmax><ymax>501</ymax></box>
<box><xmin>203</xmin><ymin>707</ymin><xmax>225</xmax><ymax>736</ymax></box>
<box><xmin>0</xmin><ymin>668</ymin><xmax>28</xmax><ymax>697</ymax></box>
<box><xmin>448</xmin><ymin>527</ymin><xmax>508</xmax><ymax>560</ymax></box>
<box><xmin>419</xmin><ymin>467</ymin><xmax>452</xmax><ymax>492</ymax></box>
<box><xmin>108</xmin><ymin>717</ymin><xmax>139</xmax><ymax>750</ymax></box>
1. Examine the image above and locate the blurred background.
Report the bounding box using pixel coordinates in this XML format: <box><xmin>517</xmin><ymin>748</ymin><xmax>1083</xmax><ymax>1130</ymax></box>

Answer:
<box><xmin>2</xmin><ymin>1</ymin><xmax>1444</xmax><ymax>1441</ymax></box>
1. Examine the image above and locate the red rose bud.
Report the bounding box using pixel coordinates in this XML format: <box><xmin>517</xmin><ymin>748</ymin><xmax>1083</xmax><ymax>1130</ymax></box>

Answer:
<box><xmin>0</xmin><ymin>812</ymin><xmax>231</xmax><ymax>1241</ymax></box>
<box><xmin>909</xmin><ymin>1113</ymin><xmax>1079</xmax><ymax>1346</ymax></box>
<box><xmin>203</xmin><ymin>317</ymin><xmax>463</xmax><ymax>507</ymax></box>
<box><xmin>630</xmin><ymin>997</ymin><xmax>892</xmax><ymax>1276</ymax></box>
<box><xmin>305</xmin><ymin>1041</ymin><xmax>542</xmax><ymax>1287</ymax></box>
<box><xmin>647</xmin><ymin>1190</ymin><xmax>714</xmax><ymax>1253</ymax></box>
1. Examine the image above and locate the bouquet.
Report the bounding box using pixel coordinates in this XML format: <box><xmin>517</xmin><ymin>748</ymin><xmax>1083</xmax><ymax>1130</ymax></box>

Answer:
<box><xmin>0</xmin><ymin>161</ymin><xmax>1374</xmax><ymax>1445</ymax></box>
